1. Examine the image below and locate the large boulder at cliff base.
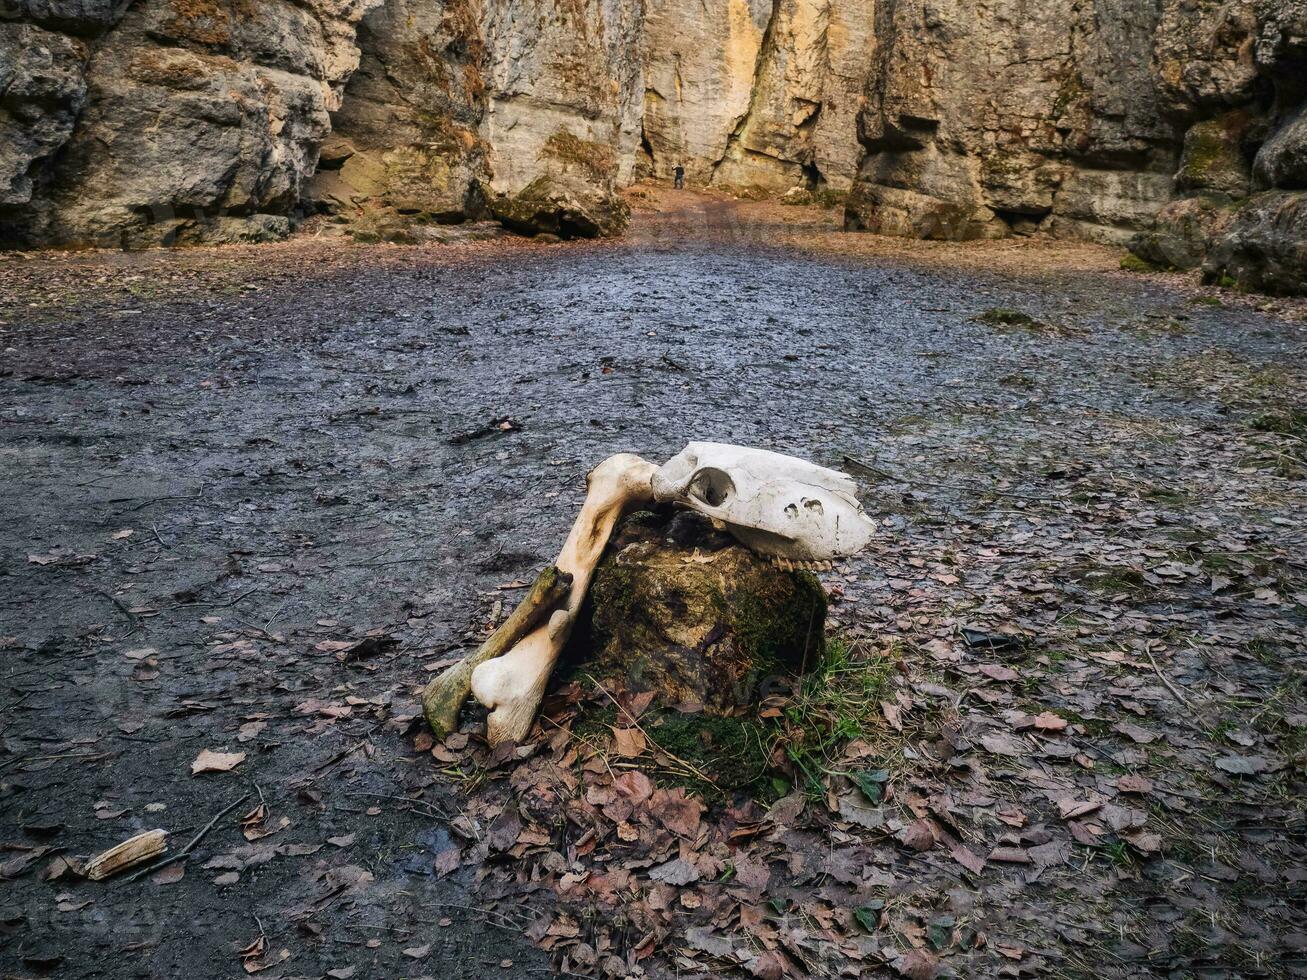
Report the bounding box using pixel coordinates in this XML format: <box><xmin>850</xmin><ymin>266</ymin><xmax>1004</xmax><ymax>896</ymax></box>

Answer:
<box><xmin>488</xmin><ymin>174</ymin><xmax>629</xmax><ymax>240</ymax></box>
<box><xmin>1176</xmin><ymin>112</ymin><xmax>1254</xmax><ymax>198</ymax></box>
<box><xmin>0</xmin><ymin>23</ymin><xmax>89</xmax><ymax>242</ymax></box>
<box><xmin>1046</xmin><ymin>171</ymin><xmax>1178</xmax><ymax>246</ymax></box>
<box><xmin>1129</xmin><ymin>196</ymin><xmax>1240</xmax><ymax>270</ymax></box>
<box><xmin>1203</xmin><ymin>191</ymin><xmax>1307</xmax><ymax>294</ymax></box>
<box><xmin>844</xmin><ymin>183</ymin><xmax>1007</xmax><ymax>241</ymax></box>
<box><xmin>1254</xmin><ymin>106</ymin><xmax>1307</xmax><ymax>190</ymax></box>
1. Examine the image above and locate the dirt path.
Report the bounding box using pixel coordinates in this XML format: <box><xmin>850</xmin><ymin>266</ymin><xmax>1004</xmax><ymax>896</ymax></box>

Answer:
<box><xmin>1</xmin><ymin>197</ymin><xmax>1304</xmax><ymax>978</ymax></box>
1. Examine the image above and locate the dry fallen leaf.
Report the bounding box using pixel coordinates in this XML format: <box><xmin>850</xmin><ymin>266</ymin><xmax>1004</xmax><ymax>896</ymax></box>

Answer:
<box><xmin>881</xmin><ymin>700</ymin><xmax>904</xmax><ymax>731</ymax></box>
<box><xmin>151</xmin><ymin>862</ymin><xmax>185</xmax><ymax>885</ymax></box>
<box><xmin>902</xmin><ymin>819</ymin><xmax>936</xmax><ymax>852</ymax></box>
<box><xmin>1122</xmin><ymin>829</ymin><xmax>1163</xmax><ymax>854</ymax></box>
<box><xmin>896</xmin><ymin>948</ymin><xmax>940</xmax><ymax>979</ymax></box>
<box><xmin>1116</xmin><ymin>774</ymin><xmax>1153</xmax><ymax>794</ymax></box>
<box><xmin>612</xmin><ymin>726</ymin><xmax>646</xmax><ymax>758</ymax></box>
<box><xmin>1033</xmin><ymin>711</ymin><xmax>1067</xmax><ymax>731</ymax></box>
<box><xmin>1215</xmin><ymin>754</ymin><xmax>1268</xmax><ymax>775</ymax></box>
<box><xmin>191</xmin><ymin>749</ymin><xmax>246</xmax><ymax>775</ymax></box>
<box><xmin>988</xmin><ymin>846</ymin><xmax>1032</xmax><ymax>864</ymax></box>
<box><xmin>1057</xmin><ymin>797</ymin><xmax>1103</xmax><ymax>821</ymax></box>
<box><xmin>1114</xmin><ymin>721</ymin><xmax>1158</xmax><ymax>744</ymax></box>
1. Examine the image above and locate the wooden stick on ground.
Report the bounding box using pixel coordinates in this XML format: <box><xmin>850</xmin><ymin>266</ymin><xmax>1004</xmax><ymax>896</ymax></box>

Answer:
<box><xmin>422</xmin><ymin>565</ymin><xmax>572</xmax><ymax>739</ymax></box>
<box><xmin>1144</xmin><ymin>641</ymin><xmax>1196</xmax><ymax>714</ymax></box>
<box><xmin>85</xmin><ymin>829</ymin><xmax>168</xmax><ymax>881</ymax></box>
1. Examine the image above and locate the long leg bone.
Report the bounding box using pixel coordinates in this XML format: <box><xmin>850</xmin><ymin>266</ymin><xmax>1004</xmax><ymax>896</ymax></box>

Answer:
<box><xmin>421</xmin><ymin>564</ymin><xmax>573</xmax><ymax>739</ymax></box>
<box><xmin>470</xmin><ymin>453</ymin><xmax>657</xmax><ymax>744</ymax></box>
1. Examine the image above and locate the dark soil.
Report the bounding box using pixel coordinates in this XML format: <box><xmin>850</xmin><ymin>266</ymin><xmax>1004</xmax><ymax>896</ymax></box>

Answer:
<box><xmin>1</xmin><ymin>195</ymin><xmax>1304</xmax><ymax>978</ymax></box>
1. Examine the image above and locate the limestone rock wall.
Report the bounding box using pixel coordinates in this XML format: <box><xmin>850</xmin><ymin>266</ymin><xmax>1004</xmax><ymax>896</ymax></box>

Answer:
<box><xmin>1130</xmin><ymin>0</ymin><xmax>1307</xmax><ymax>293</ymax></box>
<box><xmin>833</xmin><ymin>0</ymin><xmax>1305</xmax><ymax>291</ymax></box>
<box><xmin>1</xmin><ymin>0</ymin><xmax>1305</xmax><ymax>289</ymax></box>
<box><xmin>640</xmin><ymin>0</ymin><xmax>875</xmax><ymax>192</ymax></box>
<box><xmin>713</xmin><ymin>0</ymin><xmax>877</xmax><ymax>192</ymax></box>
<box><xmin>481</xmin><ymin>0</ymin><xmax>643</xmax><ymax>194</ymax></box>
<box><xmin>310</xmin><ymin>0</ymin><xmax>489</xmax><ymax>227</ymax></box>
<box><xmin>0</xmin><ymin>0</ymin><xmax>642</xmax><ymax>245</ymax></box>
<box><xmin>844</xmin><ymin>0</ymin><xmax>1178</xmax><ymax>245</ymax></box>
<box><xmin>1</xmin><ymin>0</ymin><xmax>381</xmax><ymax>247</ymax></box>
<box><xmin>640</xmin><ymin>0</ymin><xmax>770</xmax><ymax>185</ymax></box>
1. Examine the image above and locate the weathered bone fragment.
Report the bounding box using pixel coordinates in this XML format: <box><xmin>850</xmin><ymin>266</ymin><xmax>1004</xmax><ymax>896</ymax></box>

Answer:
<box><xmin>653</xmin><ymin>443</ymin><xmax>875</xmax><ymax>561</ymax></box>
<box><xmin>470</xmin><ymin>454</ymin><xmax>658</xmax><ymax>744</ymax></box>
<box><xmin>421</xmin><ymin>565</ymin><xmax>573</xmax><ymax>739</ymax></box>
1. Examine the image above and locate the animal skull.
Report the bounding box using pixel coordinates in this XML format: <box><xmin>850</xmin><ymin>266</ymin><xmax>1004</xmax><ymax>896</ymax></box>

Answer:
<box><xmin>652</xmin><ymin>442</ymin><xmax>875</xmax><ymax>562</ymax></box>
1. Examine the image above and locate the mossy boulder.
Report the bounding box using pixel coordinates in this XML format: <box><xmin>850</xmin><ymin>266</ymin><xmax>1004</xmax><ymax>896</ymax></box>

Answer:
<box><xmin>1176</xmin><ymin>111</ymin><xmax>1252</xmax><ymax>198</ymax></box>
<box><xmin>488</xmin><ymin>173</ymin><xmax>630</xmax><ymax>239</ymax></box>
<box><xmin>844</xmin><ymin>182</ymin><xmax>1008</xmax><ymax>241</ymax></box>
<box><xmin>1202</xmin><ymin>191</ymin><xmax>1307</xmax><ymax>296</ymax></box>
<box><xmin>1128</xmin><ymin>195</ymin><xmax>1239</xmax><ymax>271</ymax></box>
<box><xmin>568</xmin><ymin>509</ymin><xmax>827</xmax><ymax>712</ymax></box>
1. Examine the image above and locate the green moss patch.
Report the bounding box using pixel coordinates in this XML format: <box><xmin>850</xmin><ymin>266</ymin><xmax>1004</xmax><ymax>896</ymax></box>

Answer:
<box><xmin>973</xmin><ymin>307</ymin><xmax>1080</xmax><ymax>336</ymax></box>
<box><xmin>567</xmin><ymin>637</ymin><xmax>904</xmax><ymax>804</ymax></box>
<box><xmin>1120</xmin><ymin>253</ymin><xmax>1160</xmax><ymax>273</ymax></box>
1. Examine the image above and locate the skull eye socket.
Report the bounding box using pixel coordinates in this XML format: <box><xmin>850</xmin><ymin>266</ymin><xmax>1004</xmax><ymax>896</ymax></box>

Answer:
<box><xmin>688</xmin><ymin>468</ymin><xmax>734</xmax><ymax>508</ymax></box>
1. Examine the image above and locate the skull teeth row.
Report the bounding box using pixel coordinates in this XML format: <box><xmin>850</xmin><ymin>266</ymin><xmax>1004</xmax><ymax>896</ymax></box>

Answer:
<box><xmin>770</xmin><ymin>557</ymin><xmax>834</xmax><ymax>573</ymax></box>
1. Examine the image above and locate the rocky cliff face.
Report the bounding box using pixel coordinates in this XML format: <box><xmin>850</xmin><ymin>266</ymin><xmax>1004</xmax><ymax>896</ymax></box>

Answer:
<box><xmin>1</xmin><ymin>0</ymin><xmax>379</xmax><ymax>247</ymax></box>
<box><xmin>0</xmin><ymin>0</ymin><xmax>876</xmax><ymax>246</ymax></box>
<box><xmin>1129</xmin><ymin>0</ymin><xmax>1307</xmax><ymax>293</ymax></box>
<box><xmin>840</xmin><ymin>0</ymin><xmax>1307</xmax><ymax>292</ymax></box>
<box><xmin>310</xmin><ymin>0</ymin><xmax>488</xmax><ymax>232</ymax></box>
<box><xmin>2</xmin><ymin>0</ymin><xmax>1304</xmax><ymax>290</ymax></box>
<box><xmin>845</xmin><ymin>0</ymin><xmax>1179</xmax><ymax>245</ymax></box>
<box><xmin>640</xmin><ymin>0</ymin><xmax>875</xmax><ymax>192</ymax></box>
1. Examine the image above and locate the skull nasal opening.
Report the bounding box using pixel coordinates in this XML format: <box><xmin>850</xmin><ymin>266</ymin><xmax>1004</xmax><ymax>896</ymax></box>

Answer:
<box><xmin>689</xmin><ymin>468</ymin><xmax>735</xmax><ymax>508</ymax></box>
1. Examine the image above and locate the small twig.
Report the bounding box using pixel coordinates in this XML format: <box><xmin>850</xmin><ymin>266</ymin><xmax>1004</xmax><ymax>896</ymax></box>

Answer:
<box><xmin>172</xmin><ymin>587</ymin><xmax>260</xmax><ymax>610</ymax></box>
<box><xmin>122</xmin><ymin>484</ymin><xmax>205</xmax><ymax>512</ymax></box>
<box><xmin>332</xmin><ymin>556</ymin><xmax>445</xmax><ymax>570</ymax></box>
<box><xmin>312</xmin><ymin>739</ymin><xmax>369</xmax><ymax>774</ymax></box>
<box><xmin>343</xmin><ymin>790</ymin><xmax>452</xmax><ymax>821</ymax></box>
<box><xmin>0</xmin><ymin>750</ymin><xmax>117</xmax><ymax>772</ymax></box>
<box><xmin>124</xmin><ymin>792</ymin><xmax>250</xmax><ymax>883</ymax></box>
<box><xmin>417</xmin><ymin>901</ymin><xmax>537</xmax><ymax>931</ymax></box>
<box><xmin>262</xmin><ymin>598</ymin><xmax>289</xmax><ymax>633</ymax></box>
<box><xmin>94</xmin><ymin>589</ymin><xmax>140</xmax><ymax>637</ymax></box>
<box><xmin>1143</xmin><ymin>641</ymin><xmax>1196</xmax><ymax>714</ymax></box>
